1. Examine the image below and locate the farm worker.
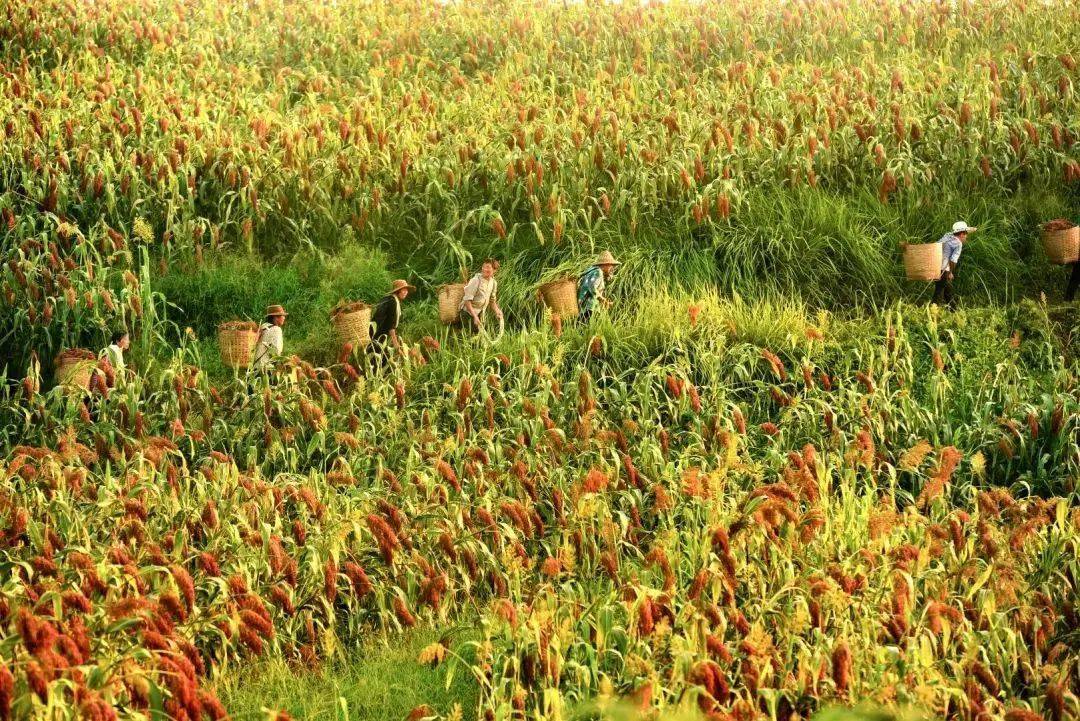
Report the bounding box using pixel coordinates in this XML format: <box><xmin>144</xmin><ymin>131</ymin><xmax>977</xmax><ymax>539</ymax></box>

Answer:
<box><xmin>253</xmin><ymin>304</ymin><xmax>287</xmax><ymax>372</ymax></box>
<box><xmin>578</xmin><ymin>250</ymin><xmax>621</xmax><ymax>322</ymax></box>
<box><xmin>101</xmin><ymin>329</ymin><xmax>130</xmax><ymax>374</ymax></box>
<box><xmin>459</xmin><ymin>259</ymin><xmax>504</xmax><ymax>332</ymax></box>
<box><xmin>87</xmin><ymin>329</ymin><xmax>130</xmax><ymax>412</ymax></box>
<box><xmin>933</xmin><ymin>221</ymin><xmax>977</xmax><ymax>306</ymax></box>
<box><xmin>370</xmin><ymin>279</ymin><xmax>415</xmax><ymax>367</ymax></box>
<box><xmin>1065</xmin><ymin>261</ymin><xmax>1079</xmax><ymax>302</ymax></box>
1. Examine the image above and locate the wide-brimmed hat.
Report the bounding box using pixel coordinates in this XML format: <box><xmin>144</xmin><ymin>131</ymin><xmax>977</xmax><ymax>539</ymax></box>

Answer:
<box><xmin>951</xmin><ymin>221</ymin><xmax>977</xmax><ymax>234</ymax></box>
<box><xmin>265</xmin><ymin>304</ymin><xmax>288</xmax><ymax>318</ymax></box>
<box><xmin>596</xmin><ymin>250</ymin><xmax>621</xmax><ymax>267</ymax></box>
<box><xmin>390</xmin><ymin>279</ymin><xmax>416</xmax><ymax>293</ymax></box>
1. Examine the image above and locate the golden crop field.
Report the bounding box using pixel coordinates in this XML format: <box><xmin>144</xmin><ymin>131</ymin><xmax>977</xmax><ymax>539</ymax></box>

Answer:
<box><xmin>0</xmin><ymin>1</ymin><xmax>1077</xmax><ymax>720</ymax></box>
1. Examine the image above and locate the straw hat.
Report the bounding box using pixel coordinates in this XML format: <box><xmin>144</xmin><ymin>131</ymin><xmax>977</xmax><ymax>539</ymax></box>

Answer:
<box><xmin>265</xmin><ymin>304</ymin><xmax>288</xmax><ymax>318</ymax></box>
<box><xmin>390</xmin><ymin>279</ymin><xmax>416</xmax><ymax>293</ymax></box>
<box><xmin>951</xmin><ymin>221</ymin><xmax>977</xmax><ymax>234</ymax></box>
<box><xmin>596</xmin><ymin>250</ymin><xmax>621</xmax><ymax>267</ymax></box>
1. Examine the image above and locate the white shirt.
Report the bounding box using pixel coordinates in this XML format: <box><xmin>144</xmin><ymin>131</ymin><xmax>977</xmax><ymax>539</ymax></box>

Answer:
<box><xmin>102</xmin><ymin>344</ymin><xmax>125</xmax><ymax>371</ymax></box>
<box><xmin>252</xmin><ymin>323</ymin><xmax>283</xmax><ymax>369</ymax></box>
<box><xmin>939</xmin><ymin>233</ymin><xmax>963</xmax><ymax>272</ymax></box>
<box><xmin>460</xmin><ymin>274</ymin><xmax>498</xmax><ymax>315</ymax></box>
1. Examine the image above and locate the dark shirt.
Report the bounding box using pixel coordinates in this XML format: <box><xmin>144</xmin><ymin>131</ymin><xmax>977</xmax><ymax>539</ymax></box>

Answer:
<box><xmin>370</xmin><ymin>294</ymin><xmax>400</xmax><ymax>342</ymax></box>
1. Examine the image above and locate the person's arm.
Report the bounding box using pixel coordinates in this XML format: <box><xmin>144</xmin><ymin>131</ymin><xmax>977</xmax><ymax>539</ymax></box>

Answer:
<box><xmin>947</xmin><ymin>244</ymin><xmax>960</xmax><ymax>278</ymax></box>
<box><xmin>596</xmin><ymin>273</ymin><xmax>610</xmax><ymax>307</ymax></box>
<box><xmin>491</xmin><ymin>280</ymin><xmax>503</xmax><ymax>319</ymax></box>
<box><xmin>464</xmin><ymin>298</ymin><xmax>482</xmax><ymax>325</ymax></box>
<box><xmin>270</xmin><ymin>326</ymin><xmax>284</xmax><ymax>356</ymax></box>
<box><xmin>390</xmin><ymin>298</ymin><xmax>404</xmax><ymax>351</ymax></box>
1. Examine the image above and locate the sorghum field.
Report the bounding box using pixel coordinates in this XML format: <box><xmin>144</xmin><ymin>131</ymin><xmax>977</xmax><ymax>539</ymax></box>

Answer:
<box><xmin>0</xmin><ymin>0</ymin><xmax>1078</xmax><ymax>720</ymax></box>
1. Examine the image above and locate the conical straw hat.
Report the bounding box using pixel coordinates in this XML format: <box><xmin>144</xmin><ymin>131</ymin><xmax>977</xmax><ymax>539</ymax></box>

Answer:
<box><xmin>596</xmin><ymin>250</ymin><xmax>621</xmax><ymax>266</ymax></box>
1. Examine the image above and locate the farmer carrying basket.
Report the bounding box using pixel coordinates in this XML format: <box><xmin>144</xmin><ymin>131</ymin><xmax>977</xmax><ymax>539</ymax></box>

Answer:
<box><xmin>252</xmin><ymin>304</ymin><xmax>288</xmax><ymax>380</ymax></box>
<box><xmin>458</xmin><ymin>259</ymin><xmax>504</xmax><ymax>334</ymax></box>
<box><xmin>577</xmin><ymin>250</ymin><xmax>621</xmax><ymax>323</ymax></box>
<box><xmin>369</xmin><ymin>279</ymin><xmax>415</xmax><ymax>371</ymax></box>
<box><xmin>933</xmin><ymin>221</ymin><xmax>977</xmax><ymax>307</ymax></box>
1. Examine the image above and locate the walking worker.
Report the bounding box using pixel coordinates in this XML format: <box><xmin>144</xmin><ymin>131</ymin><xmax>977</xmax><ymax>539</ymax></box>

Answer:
<box><xmin>252</xmin><ymin>304</ymin><xmax>287</xmax><ymax>372</ymax></box>
<box><xmin>459</xmin><ymin>258</ymin><xmax>503</xmax><ymax>332</ymax></box>
<box><xmin>934</xmin><ymin>221</ymin><xmax>977</xmax><ymax>306</ymax></box>
<box><xmin>577</xmin><ymin>250</ymin><xmax>621</xmax><ymax>322</ymax></box>
<box><xmin>370</xmin><ymin>279</ymin><xmax>415</xmax><ymax>365</ymax></box>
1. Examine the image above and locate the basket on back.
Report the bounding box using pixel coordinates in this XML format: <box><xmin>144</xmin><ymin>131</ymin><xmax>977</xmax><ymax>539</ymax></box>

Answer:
<box><xmin>55</xmin><ymin>349</ymin><xmax>97</xmax><ymax>390</ymax></box>
<box><xmin>1039</xmin><ymin>220</ymin><xmax>1080</xmax><ymax>265</ymax></box>
<box><xmin>218</xmin><ymin>321</ymin><xmax>259</xmax><ymax>368</ymax></box>
<box><xmin>539</xmin><ymin>278</ymin><xmax>579</xmax><ymax>318</ymax></box>
<box><xmin>331</xmin><ymin>301</ymin><xmax>372</xmax><ymax>349</ymax></box>
<box><xmin>903</xmin><ymin>243</ymin><xmax>943</xmax><ymax>282</ymax></box>
<box><xmin>438</xmin><ymin>284</ymin><xmax>465</xmax><ymax>324</ymax></box>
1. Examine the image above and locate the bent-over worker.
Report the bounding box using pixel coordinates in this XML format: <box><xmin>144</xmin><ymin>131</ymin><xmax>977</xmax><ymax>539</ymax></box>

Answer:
<box><xmin>459</xmin><ymin>259</ymin><xmax>503</xmax><ymax>333</ymax></box>
<box><xmin>934</xmin><ymin>221</ymin><xmax>977</xmax><ymax>307</ymax></box>
<box><xmin>577</xmin><ymin>250</ymin><xmax>621</xmax><ymax>322</ymax></box>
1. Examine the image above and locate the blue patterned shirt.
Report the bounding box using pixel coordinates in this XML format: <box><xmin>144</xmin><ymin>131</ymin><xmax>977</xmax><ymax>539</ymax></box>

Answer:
<box><xmin>577</xmin><ymin>266</ymin><xmax>605</xmax><ymax>314</ymax></box>
<box><xmin>939</xmin><ymin>232</ymin><xmax>962</xmax><ymax>271</ymax></box>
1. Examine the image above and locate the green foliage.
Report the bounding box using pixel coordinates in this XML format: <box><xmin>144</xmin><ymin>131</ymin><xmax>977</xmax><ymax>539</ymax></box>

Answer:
<box><xmin>157</xmin><ymin>246</ymin><xmax>395</xmax><ymax>367</ymax></box>
<box><xmin>0</xmin><ymin>2</ymin><xmax>1079</xmax><ymax>720</ymax></box>
<box><xmin>218</xmin><ymin>627</ymin><xmax>479</xmax><ymax>721</ymax></box>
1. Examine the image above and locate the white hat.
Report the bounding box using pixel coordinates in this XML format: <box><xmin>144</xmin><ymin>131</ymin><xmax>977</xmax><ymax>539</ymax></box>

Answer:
<box><xmin>952</xmin><ymin>221</ymin><xmax>977</xmax><ymax>234</ymax></box>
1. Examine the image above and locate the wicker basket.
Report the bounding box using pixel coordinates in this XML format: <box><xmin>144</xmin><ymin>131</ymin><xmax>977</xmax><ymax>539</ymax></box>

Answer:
<box><xmin>903</xmin><ymin>243</ymin><xmax>943</xmax><ymax>282</ymax></box>
<box><xmin>539</xmin><ymin>278</ymin><xmax>579</xmax><ymax>318</ymax></box>
<box><xmin>331</xmin><ymin>302</ymin><xmax>372</xmax><ymax>348</ymax></box>
<box><xmin>1040</xmin><ymin>224</ymin><xmax>1080</xmax><ymax>265</ymax></box>
<box><xmin>55</xmin><ymin>349</ymin><xmax>96</xmax><ymax>390</ymax></box>
<box><xmin>438</xmin><ymin>284</ymin><xmax>465</xmax><ymax>324</ymax></box>
<box><xmin>218</xmin><ymin>321</ymin><xmax>259</xmax><ymax>368</ymax></box>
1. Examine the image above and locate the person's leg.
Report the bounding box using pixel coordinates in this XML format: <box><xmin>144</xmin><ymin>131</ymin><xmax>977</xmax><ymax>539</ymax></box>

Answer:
<box><xmin>368</xmin><ymin>341</ymin><xmax>388</xmax><ymax>375</ymax></box>
<box><xmin>944</xmin><ymin>275</ymin><xmax>955</xmax><ymax>307</ymax></box>
<box><xmin>365</xmin><ymin>348</ymin><xmax>377</xmax><ymax>376</ymax></box>
<box><xmin>1066</xmin><ymin>262</ymin><xmax>1080</xmax><ymax>302</ymax></box>
<box><xmin>933</xmin><ymin>277</ymin><xmax>946</xmax><ymax>304</ymax></box>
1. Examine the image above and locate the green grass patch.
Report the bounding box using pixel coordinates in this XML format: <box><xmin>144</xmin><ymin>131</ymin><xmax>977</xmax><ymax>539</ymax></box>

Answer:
<box><xmin>216</xmin><ymin>626</ymin><xmax>479</xmax><ymax>721</ymax></box>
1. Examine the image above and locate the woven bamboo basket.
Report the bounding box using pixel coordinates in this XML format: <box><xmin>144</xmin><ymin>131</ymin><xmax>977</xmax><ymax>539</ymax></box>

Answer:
<box><xmin>1039</xmin><ymin>224</ymin><xmax>1080</xmax><ymax>265</ymax></box>
<box><xmin>331</xmin><ymin>302</ymin><xmax>372</xmax><ymax>348</ymax></box>
<box><xmin>903</xmin><ymin>243</ymin><xmax>943</xmax><ymax>282</ymax></box>
<box><xmin>438</xmin><ymin>284</ymin><xmax>465</xmax><ymax>324</ymax></box>
<box><xmin>539</xmin><ymin>278</ymin><xmax>579</xmax><ymax>318</ymax></box>
<box><xmin>218</xmin><ymin>321</ymin><xmax>258</xmax><ymax>368</ymax></box>
<box><xmin>55</xmin><ymin>350</ymin><xmax>96</xmax><ymax>390</ymax></box>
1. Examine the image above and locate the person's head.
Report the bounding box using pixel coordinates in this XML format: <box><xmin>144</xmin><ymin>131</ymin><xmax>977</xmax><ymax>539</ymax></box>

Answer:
<box><xmin>596</xmin><ymin>250</ymin><xmax>621</xmax><ymax>279</ymax></box>
<box><xmin>111</xmin><ymin>330</ymin><xmax>130</xmax><ymax>350</ymax></box>
<box><xmin>952</xmin><ymin>221</ymin><xmax>977</xmax><ymax>242</ymax></box>
<box><xmin>265</xmin><ymin>304</ymin><xmax>288</xmax><ymax>326</ymax></box>
<box><xmin>390</xmin><ymin>279</ymin><xmax>415</xmax><ymax>300</ymax></box>
<box><xmin>480</xmin><ymin>258</ymin><xmax>500</xmax><ymax>279</ymax></box>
